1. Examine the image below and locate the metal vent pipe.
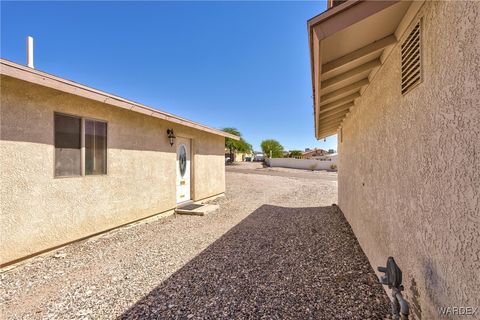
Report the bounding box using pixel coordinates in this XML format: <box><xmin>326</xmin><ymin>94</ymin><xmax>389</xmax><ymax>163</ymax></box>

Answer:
<box><xmin>27</xmin><ymin>36</ymin><xmax>34</xmax><ymax>68</ymax></box>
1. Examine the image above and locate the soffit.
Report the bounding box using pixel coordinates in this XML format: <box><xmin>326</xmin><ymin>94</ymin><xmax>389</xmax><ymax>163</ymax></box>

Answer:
<box><xmin>308</xmin><ymin>0</ymin><xmax>421</xmax><ymax>139</ymax></box>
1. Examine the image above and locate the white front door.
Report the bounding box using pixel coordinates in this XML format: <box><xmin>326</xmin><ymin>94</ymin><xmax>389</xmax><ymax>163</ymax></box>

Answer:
<box><xmin>176</xmin><ymin>138</ymin><xmax>191</xmax><ymax>204</ymax></box>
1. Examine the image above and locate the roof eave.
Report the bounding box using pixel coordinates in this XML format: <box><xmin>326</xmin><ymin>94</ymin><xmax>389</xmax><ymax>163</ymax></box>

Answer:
<box><xmin>307</xmin><ymin>0</ymin><xmax>405</xmax><ymax>140</ymax></box>
<box><xmin>0</xmin><ymin>59</ymin><xmax>240</xmax><ymax>140</ymax></box>
<box><xmin>308</xmin><ymin>0</ymin><xmax>363</xmax><ymax>139</ymax></box>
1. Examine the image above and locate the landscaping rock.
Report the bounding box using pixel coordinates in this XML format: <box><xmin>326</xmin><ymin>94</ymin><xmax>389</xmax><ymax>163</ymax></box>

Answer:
<box><xmin>0</xmin><ymin>165</ymin><xmax>390</xmax><ymax>319</ymax></box>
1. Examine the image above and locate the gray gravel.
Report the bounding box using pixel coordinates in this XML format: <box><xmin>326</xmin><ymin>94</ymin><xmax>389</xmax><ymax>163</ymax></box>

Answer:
<box><xmin>0</xmin><ymin>165</ymin><xmax>390</xmax><ymax>319</ymax></box>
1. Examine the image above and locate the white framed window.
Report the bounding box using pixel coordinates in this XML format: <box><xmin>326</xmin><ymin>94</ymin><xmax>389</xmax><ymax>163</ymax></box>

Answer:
<box><xmin>54</xmin><ymin>113</ymin><xmax>107</xmax><ymax>177</ymax></box>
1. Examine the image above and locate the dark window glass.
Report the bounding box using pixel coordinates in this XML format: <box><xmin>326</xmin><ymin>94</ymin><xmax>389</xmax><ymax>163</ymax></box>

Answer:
<box><xmin>178</xmin><ymin>145</ymin><xmax>187</xmax><ymax>177</ymax></box>
<box><xmin>55</xmin><ymin>114</ymin><xmax>81</xmax><ymax>176</ymax></box>
<box><xmin>85</xmin><ymin>120</ymin><xmax>107</xmax><ymax>175</ymax></box>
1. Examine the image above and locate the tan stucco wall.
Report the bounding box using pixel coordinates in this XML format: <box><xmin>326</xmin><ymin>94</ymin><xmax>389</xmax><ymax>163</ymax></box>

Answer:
<box><xmin>0</xmin><ymin>76</ymin><xmax>225</xmax><ymax>265</ymax></box>
<box><xmin>338</xmin><ymin>2</ymin><xmax>479</xmax><ymax>319</ymax></box>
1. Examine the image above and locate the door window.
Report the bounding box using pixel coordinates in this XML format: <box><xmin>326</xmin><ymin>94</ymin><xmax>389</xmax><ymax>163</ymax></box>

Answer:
<box><xmin>178</xmin><ymin>145</ymin><xmax>187</xmax><ymax>177</ymax></box>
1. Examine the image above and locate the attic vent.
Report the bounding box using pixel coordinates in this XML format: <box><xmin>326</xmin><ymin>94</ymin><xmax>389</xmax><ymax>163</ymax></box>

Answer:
<box><xmin>401</xmin><ymin>21</ymin><xmax>422</xmax><ymax>95</ymax></box>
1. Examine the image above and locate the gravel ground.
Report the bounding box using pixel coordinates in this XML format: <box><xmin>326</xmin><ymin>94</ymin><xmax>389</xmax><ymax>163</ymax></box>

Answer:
<box><xmin>0</xmin><ymin>164</ymin><xmax>390</xmax><ymax>319</ymax></box>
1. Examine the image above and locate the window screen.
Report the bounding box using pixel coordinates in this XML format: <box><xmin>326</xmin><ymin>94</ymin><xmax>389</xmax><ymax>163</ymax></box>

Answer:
<box><xmin>55</xmin><ymin>114</ymin><xmax>81</xmax><ymax>176</ymax></box>
<box><xmin>85</xmin><ymin>120</ymin><xmax>107</xmax><ymax>175</ymax></box>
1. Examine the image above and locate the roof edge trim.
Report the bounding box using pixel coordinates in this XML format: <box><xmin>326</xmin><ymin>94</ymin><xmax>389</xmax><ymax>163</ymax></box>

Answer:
<box><xmin>0</xmin><ymin>59</ymin><xmax>239</xmax><ymax>140</ymax></box>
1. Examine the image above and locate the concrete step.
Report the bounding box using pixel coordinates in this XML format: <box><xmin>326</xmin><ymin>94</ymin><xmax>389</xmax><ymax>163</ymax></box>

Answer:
<box><xmin>175</xmin><ymin>203</ymin><xmax>219</xmax><ymax>216</ymax></box>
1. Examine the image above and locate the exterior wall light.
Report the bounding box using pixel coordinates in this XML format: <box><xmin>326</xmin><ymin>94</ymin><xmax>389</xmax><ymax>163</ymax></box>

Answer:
<box><xmin>167</xmin><ymin>129</ymin><xmax>176</xmax><ymax>146</ymax></box>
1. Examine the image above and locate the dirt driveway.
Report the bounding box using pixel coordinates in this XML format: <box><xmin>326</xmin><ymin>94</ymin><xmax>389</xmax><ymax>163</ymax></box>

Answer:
<box><xmin>0</xmin><ymin>163</ymin><xmax>389</xmax><ymax>319</ymax></box>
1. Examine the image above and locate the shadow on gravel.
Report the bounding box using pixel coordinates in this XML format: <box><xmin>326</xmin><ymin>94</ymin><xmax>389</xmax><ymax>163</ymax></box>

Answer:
<box><xmin>119</xmin><ymin>205</ymin><xmax>390</xmax><ymax>319</ymax></box>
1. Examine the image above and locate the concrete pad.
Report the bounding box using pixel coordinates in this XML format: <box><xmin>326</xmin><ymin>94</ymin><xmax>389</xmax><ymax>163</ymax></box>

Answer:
<box><xmin>175</xmin><ymin>204</ymin><xmax>219</xmax><ymax>216</ymax></box>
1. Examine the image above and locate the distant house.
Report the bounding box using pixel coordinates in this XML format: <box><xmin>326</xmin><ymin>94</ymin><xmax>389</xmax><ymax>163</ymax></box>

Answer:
<box><xmin>308</xmin><ymin>1</ymin><xmax>479</xmax><ymax>318</ymax></box>
<box><xmin>302</xmin><ymin>148</ymin><xmax>328</xmax><ymax>159</ymax></box>
<box><xmin>311</xmin><ymin>153</ymin><xmax>338</xmax><ymax>162</ymax></box>
<box><xmin>225</xmin><ymin>150</ymin><xmax>254</xmax><ymax>162</ymax></box>
<box><xmin>0</xmin><ymin>59</ymin><xmax>238</xmax><ymax>266</ymax></box>
<box><xmin>242</xmin><ymin>151</ymin><xmax>254</xmax><ymax>161</ymax></box>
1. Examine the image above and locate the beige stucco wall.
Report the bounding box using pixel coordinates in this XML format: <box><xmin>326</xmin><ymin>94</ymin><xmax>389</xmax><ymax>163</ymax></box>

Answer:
<box><xmin>338</xmin><ymin>2</ymin><xmax>479</xmax><ymax>319</ymax></box>
<box><xmin>0</xmin><ymin>76</ymin><xmax>225</xmax><ymax>266</ymax></box>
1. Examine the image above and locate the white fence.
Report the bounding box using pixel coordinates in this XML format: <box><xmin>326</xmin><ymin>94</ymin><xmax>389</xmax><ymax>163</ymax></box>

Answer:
<box><xmin>266</xmin><ymin>156</ymin><xmax>337</xmax><ymax>171</ymax></box>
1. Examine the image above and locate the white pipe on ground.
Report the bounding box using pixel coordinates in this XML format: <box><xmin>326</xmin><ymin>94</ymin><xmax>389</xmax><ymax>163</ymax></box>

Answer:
<box><xmin>27</xmin><ymin>36</ymin><xmax>34</xmax><ymax>68</ymax></box>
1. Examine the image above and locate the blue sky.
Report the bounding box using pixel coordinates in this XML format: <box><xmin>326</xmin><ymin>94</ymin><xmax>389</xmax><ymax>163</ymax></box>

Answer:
<box><xmin>1</xmin><ymin>1</ymin><xmax>337</xmax><ymax>152</ymax></box>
